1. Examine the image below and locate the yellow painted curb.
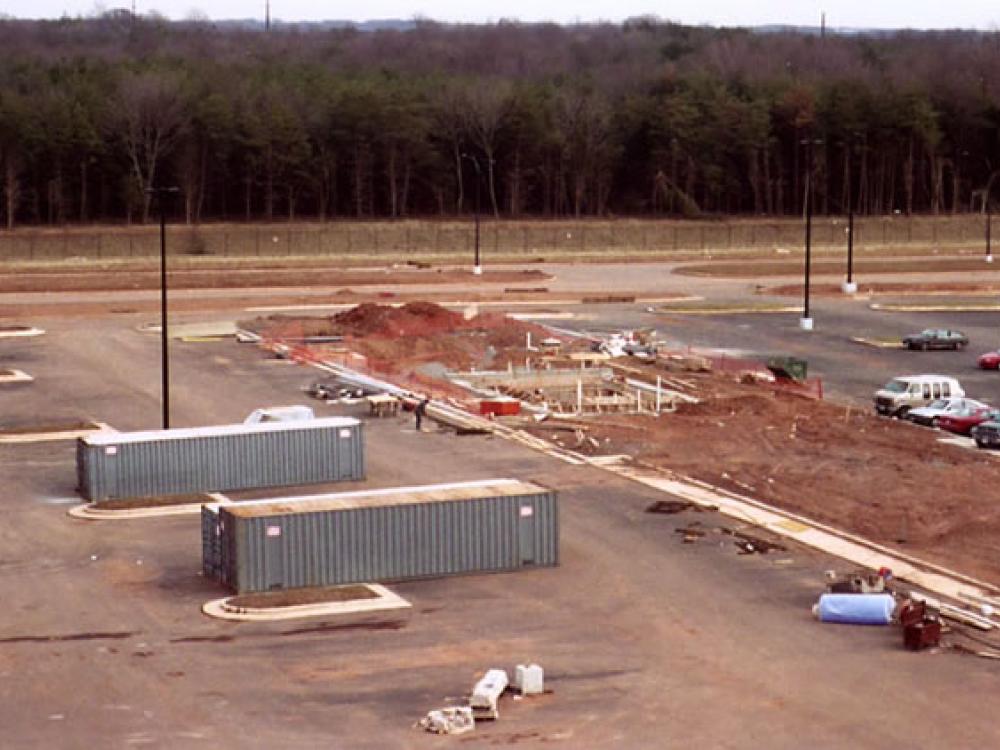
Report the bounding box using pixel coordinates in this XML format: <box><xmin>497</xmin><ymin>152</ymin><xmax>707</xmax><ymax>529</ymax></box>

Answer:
<box><xmin>656</xmin><ymin>306</ymin><xmax>803</xmax><ymax>315</ymax></box>
<box><xmin>870</xmin><ymin>303</ymin><xmax>1000</xmax><ymax>312</ymax></box>
<box><xmin>851</xmin><ymin>337</ymin><xmax>905</xmax><ymax>349</ymax></box>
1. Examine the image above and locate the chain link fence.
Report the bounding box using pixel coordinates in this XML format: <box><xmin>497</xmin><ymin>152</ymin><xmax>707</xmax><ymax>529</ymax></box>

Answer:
<box><xmin>0</xmin><ymin>215</ymin><xmax>993</xmax><ymax>262</ymax></box>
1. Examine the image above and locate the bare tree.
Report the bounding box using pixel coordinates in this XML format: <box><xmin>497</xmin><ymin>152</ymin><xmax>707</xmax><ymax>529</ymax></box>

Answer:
<box><xmin>464</xmin><ymin>80</ymin><xmax>512</xmax><ymax>217</ymax></box>
<box><xmin>112</xmin><ymin>70</ymin><xmax>190</xmax><ymax>223</ymax></box>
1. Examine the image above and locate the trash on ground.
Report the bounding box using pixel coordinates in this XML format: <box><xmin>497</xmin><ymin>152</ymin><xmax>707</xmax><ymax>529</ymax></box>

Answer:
<box><xmin>417</xmin><ymin>706</ymin><xmax>475</xmax><ymax>735</ymax></box>
<box><xmin>722</xmin><ymin>529</ymin><xmax>786</xmax><ymax>555</ymax></box>
<box><xmin>646</xmin><ymin>499</ymin><xmax>698</xmax><ymax>514</ymax></box>
<box><xmin>828</xmin><ymin>569</ymin><xmax>890</xmax><ymax>594</ymax></box>
<box><xmin>674</xmin><ymin>526</ymin><xmax>706</xmax><ymax>543</ymax></box>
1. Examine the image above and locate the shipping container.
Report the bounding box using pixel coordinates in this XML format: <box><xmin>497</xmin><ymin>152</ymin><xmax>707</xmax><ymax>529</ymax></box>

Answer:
<box><xmin>202</xmin><ymin>478</ymin><xmax>558</xmax><ymax>593</ymax></box>
<box><xmin>77</xmin><ymin>417</ymin><xmax>364</xmax><ymax>501</ymax></box>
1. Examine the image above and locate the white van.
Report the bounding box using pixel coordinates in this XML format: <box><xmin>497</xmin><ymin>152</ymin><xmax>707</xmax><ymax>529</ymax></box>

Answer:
<box><xmin>243</xmin><ymin>405</ymin><xmax>316</xmax><ymax>424</ymax></box>
<box><xmin>874</xmin><ymin>375</ymin><xmax>965</xmax><ymax>418</ymax></box>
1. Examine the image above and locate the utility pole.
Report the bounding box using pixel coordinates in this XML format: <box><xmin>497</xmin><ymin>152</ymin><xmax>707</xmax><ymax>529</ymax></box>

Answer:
<box><xmin>265</xmin><ymin>0</ymin><xmax>271</xmax><ymax>32</ymax></box>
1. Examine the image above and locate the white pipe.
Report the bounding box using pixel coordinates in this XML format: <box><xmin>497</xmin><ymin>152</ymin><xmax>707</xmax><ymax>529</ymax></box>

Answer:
<box><xmin>577</xmin><ymin>379</ymin><xmax>583</xmax><ymax>414</ymax></box>
<box><xmin>656</xmin><ymin>376</ymin><xmax>662</xmax><ymax>413</ymax></box>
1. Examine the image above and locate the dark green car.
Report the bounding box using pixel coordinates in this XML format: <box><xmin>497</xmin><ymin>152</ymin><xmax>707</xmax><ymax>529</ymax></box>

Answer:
<box><xmin>902</xmin><ymin>329</ymin><xmax>969</xmax><ymax>351</ymax></box>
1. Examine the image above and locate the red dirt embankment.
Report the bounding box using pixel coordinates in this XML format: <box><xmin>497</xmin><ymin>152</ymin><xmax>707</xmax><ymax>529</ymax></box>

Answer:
<box><xmin>256</xmin><ymin>302</ymin><xmax>573</xmax><ymax>398</ymax></box>
<box><xmin>536</xmin><ymin>373</ymin><xmax>1000</xmax><ymax>587</ymax></box>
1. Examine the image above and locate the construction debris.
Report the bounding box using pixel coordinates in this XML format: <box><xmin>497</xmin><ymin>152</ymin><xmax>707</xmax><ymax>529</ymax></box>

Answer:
<box><xmin>722</xmin><ymin>529</ymin><xmax>786</xmax><ymax>555</ymax></box>
<box><xmin>470</xmin><ymin>669</ymin><xmax>509</xmax><ymax>721</ymax></box>
<box><xmin>646</xmin><ymin>499</ymin><xmax>698</xmax><ymax>514</ymax></box>
<box><xmin>417</xmin><ymin>707</ymin><xmax>475</xmax><ymax>735</ymax></box>
<box><xmin>827</xmin><ymin>569</ymin><xmax>890</xmax><ymax>595</ymax></box>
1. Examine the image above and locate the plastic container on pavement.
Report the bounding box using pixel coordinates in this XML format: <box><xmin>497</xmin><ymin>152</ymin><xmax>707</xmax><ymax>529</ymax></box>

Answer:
<box><xmin>814</xmin><ymin>593</ymin><xmax>895</xmax><ymax>625</ymax></box>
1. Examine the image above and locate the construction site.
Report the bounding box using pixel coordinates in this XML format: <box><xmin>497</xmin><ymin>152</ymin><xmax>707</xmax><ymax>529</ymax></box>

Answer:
<box><xmin>246</xmin><ymin>301</ymin><xmax>1000</xmax><ymax>589</ymax></box>
<box><xmin>4</xmin><ymin>253</ymin><xmax>1000</xmax><ymax>747</ymax></box>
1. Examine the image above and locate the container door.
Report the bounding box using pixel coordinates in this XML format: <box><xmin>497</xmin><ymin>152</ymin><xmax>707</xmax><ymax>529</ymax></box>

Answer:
<box><xmin>263</xmin><ymin>522</ymin><xmax>285</xmax><ymax>590</ymax></box>
<box><xmin>518</xmin><ymin>504</ymin><xmax>536</xmax><ymax>566</ymax></box>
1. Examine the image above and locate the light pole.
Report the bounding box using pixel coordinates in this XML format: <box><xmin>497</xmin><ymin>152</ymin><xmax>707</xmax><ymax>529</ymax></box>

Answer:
<box><xmin>462</xmin><ymin>153</ymin><xmax>482</xmax><ymax>276</ymax></box>
<box><xmin>842</xmin><ymin>207</ymin><xmax>857</xmax><ymax>294</ymax></box>
<box><xmin>146</xmin><ymin>186</ymin><xmax>179</xmax><ymax>429</ymax></box>
<box><xmin>987</xmin><ymin>202</ymin><xmax>993</xmax><ymax>264</ymax></box>
<box><xmin>842</xmin><ymin>136</ymin><xmax>858</xmax><ymax>295</ymax></box>
<box><xmin>800</xmin><ymin>138</ymin><xmax>822</xmax><ymax>330</ymax></box>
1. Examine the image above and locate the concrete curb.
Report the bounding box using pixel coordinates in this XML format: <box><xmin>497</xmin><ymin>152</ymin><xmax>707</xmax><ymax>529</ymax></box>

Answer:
<box><xmin>0</xmin><ymin>421</ymin><xmax>114</xmax><ymax>445</ymax></box>
<box><xmin>0</xmin><ymin>369</ymin><xmax>33</xmax><ymax>384</ymax></box>
<box><xmin>68</xmin><ymin>493</ymin><xmax>231</xmax><ymax>521</ymax></box>
<box><xmin>0</xmin><ymin>327</ymin><xmax>45</xmax><ymax>338</ymax></box>
<box><xmin>201</xmin><ymin>584</ymin><xmax>411</xmax><ymax>621</ymax></box>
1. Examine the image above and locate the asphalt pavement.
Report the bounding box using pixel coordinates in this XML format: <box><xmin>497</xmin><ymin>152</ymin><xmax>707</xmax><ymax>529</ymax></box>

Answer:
<box><xmin>0</xmin><ymin>312</ymin><xmax>998</xmax><ymax>748</ymax></box>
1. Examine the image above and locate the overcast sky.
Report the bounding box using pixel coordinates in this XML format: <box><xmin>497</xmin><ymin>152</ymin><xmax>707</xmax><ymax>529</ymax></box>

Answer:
<box><xmin>4</xmin><ymin>0</ymin><xmax>999</xmax><ymax>29</ymax></box>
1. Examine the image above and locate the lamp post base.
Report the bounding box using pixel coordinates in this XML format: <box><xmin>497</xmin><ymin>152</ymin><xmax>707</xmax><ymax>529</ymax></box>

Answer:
<box><xmin>799</xmin><ymin>317</ymin><xmax>814</xmax><ymax>331</ymax></box>
<box><xmin>841</xmin><ymin>281</ymin><xmax>858</xmax><ymax>294</ymax></box>
<box><xmin>473</xmin><ymin>265</ymin><xmax>483</xmax><ymax>276</ymax></box>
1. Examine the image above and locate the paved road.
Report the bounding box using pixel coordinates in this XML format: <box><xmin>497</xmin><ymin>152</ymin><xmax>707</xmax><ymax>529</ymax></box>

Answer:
<box><xmin>0</xmin><ymin>314</ymin><xmax>998</xmax><ymax>748</ymax></box>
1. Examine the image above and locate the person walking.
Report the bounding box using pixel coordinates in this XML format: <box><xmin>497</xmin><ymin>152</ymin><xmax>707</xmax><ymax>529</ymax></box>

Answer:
<box><xmin>414</xmin><ymin>397</ymin><xmax>429</xmax><ymax>432</ymax></box>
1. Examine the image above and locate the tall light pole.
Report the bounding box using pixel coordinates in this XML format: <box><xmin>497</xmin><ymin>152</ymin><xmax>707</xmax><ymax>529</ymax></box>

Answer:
<box><xmin>146</xmin><ymin>186</ymin><xmax>179</xmax><ymax>429</ymax></box>
<box><xmin>987</xmin><ymin>202</ymin><xmax>993</xmax><ymax>264</ymax></box>
<box><xmin>462</xmin><ymin>153</ymin><xmax>482</xmax><ymax>275</ymax></box>
<box><xmin>842</xmin><ymin>137</ymin><xmax>858</xmax><ymax>295</ymax></box>
<box><xmin>842</xmin><ymin>206</ymin><xmax>857</xmax><ymax>294</ymax></box>
<box><xmin>800</xmin><ymin>138</ymin><xmax>822</xmax><ymax>330</ymax></box>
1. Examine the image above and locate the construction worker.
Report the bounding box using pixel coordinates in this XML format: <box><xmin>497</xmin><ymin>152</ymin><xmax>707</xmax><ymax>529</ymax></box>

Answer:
<box><xmin>415</xmin><ymin>397</ymin><xmax>429</xmax><ymax>432</ymax></box>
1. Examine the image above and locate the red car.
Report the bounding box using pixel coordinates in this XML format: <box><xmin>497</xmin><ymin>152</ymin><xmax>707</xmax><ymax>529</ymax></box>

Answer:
<box><xmin>937</xmin><ymin>407</ymin><xmax>1000</xmax><ymax>435</ymax></box>
<box><xmin>978</xmin><ymin>351</ymin><xmax>1000</xmax><ymax>369</ymax></box>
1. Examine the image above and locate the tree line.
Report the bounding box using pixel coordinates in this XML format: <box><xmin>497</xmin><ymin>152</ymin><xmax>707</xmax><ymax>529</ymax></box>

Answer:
<box><xmin>1</xmin><ymin>14</ymin><xmax>999</xmax><ymax>228</ymax></box>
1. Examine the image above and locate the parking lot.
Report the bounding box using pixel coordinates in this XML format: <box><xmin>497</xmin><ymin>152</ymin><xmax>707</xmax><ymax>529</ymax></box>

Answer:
<box><xmin>0</xmin><ymin>295</ymin><xmax>998</xmax><ymax>748</ymax></box>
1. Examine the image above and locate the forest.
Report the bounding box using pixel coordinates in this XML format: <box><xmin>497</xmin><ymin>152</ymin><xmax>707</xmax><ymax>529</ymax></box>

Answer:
<box><xmin>1</xmin><ymin>14</ymin><xmax>1000</xmax><ymax>228</ymax></box>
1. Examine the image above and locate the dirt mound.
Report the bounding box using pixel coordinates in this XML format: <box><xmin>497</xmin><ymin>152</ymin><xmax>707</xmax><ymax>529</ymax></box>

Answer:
<box><xmin>332</xmin><ymin>302</ymin><xmax>465</xmax><ymax>338</ymax></box>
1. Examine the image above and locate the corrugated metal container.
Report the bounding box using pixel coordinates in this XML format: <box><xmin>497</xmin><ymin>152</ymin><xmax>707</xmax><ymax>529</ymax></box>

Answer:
<box><xmin>77</xmin><ymin>417</ymin><xmax>364</xmax><ymax>501</ymax></box>
<box><xmin>201</xmin><ymin>478</ymin><xmax>558</xmax><ymax>593</ymax></box>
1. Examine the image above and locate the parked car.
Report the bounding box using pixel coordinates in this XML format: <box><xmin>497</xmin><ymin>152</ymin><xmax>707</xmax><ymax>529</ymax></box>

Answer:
<box><xmin>902</xmin><ymin>329</ymin><xmax>969</xmax><ymax>351</ymax></box>
<box><xmin>906</xmin><ymin>397</ymin><xmax>986</xmax><ymax>427</ymax></box>
<box><xmin>937</xmin><ymin>406</ymin><xmax>1000</xmax><ymax>436</ymax></box>
<box><xmin>977</xmin><ymin>350</ymin><xmax>1000</xmax><ymax>369</ymax></box>
<box><xmin>874</xmin><ymin>375</ymin><xmax>965</xmax><ymax>418</ymax></box>
<box><xmin>971</xmin><ymin>420</ymin><xmax>1000</xmax><ymax>449</ymax></box>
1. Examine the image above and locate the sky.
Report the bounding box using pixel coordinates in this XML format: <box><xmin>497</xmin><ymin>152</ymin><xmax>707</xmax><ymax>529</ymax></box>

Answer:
<box><xmin>3</xmin><ymin>0</ymin><xmax>999</xmax><ymax>30</ymax></box>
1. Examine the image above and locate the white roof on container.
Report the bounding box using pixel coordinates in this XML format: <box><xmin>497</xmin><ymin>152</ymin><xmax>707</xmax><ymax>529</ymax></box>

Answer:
<box><xmin>210</xmin><ymin>478</ymin><xmax>550</xmax><ymax>519</ymax></box>
<box><xmin>82</xmin><ymin>416</ymin><xmax>360</xmax><ymax>447</ymax></box>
